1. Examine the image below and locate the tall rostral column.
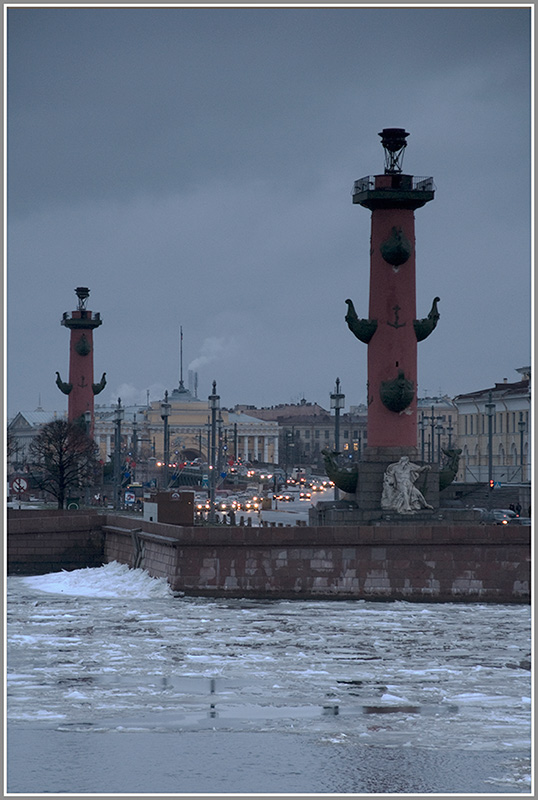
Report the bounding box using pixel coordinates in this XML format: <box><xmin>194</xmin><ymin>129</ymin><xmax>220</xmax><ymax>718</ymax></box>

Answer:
<box><xmin>346</xmin><ymin>129</ymin><xmax>439</xmax><ymax>452</ymax></box>
<box><xmin>56</xmin><ymin>287</ymin><xmax>106</xmax><ymax>436</ymax></box>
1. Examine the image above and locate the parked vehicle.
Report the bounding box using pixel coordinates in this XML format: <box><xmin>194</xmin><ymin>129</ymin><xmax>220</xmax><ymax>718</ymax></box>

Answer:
<box><xmin>487</xmin><ymin>509</ymin><xmax>518</xmax><ymax>525</ymax></box>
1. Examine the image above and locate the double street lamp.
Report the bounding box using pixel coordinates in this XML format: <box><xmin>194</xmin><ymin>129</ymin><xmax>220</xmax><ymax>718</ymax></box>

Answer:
<box><xmin>485</xmin><ymin>391</ymin><xmax>496</xmax><ymax>491</ymax></box>
<box><xmin>330</xmin><ymin>378</ymin><xmax>345</xmax><ymax>500</ymax></box>
<box><xmin>161</xmin><ymin>390</ymin><xmax>171</xmax><ymax>490</ymax></box>
<box><xmin>114</xmin><ymin>397</ymin><xmax>124</xmax><ymax>510</ymax></box>
<box><xmin>518</xmin><ymin>413</ymin><xmax>526</xmax><ymax>475</ymax></box>
<box><xmin>421</xmin><ymin>406</ymin><xmax>443</xmax><ymax>463</ymax></box>
<box><xmin>208</xmin><ymin>381</ymin><xmax>220</xmax><ymax>524</ymax></box>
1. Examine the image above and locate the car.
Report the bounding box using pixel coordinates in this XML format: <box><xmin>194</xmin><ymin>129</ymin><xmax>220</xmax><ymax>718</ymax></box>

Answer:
<box><xmin>487</xmin><ymin>509</ymin><xmax>518</xmax><ymax>525</ymax></box>
<box><xmin>507</xmin><ymin>516</ymin><xmax>532</xmax><ymax>526</ymax></box>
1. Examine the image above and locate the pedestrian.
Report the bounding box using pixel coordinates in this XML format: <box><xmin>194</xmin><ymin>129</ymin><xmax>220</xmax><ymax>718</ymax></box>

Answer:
<box><xmin>515</xmin><ymin>502</ymin><xmax>522</xmax><ymax>517</ymax></box>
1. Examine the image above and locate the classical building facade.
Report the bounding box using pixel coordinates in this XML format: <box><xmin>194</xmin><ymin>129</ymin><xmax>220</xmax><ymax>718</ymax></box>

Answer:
<box><xmin>93</xmin><ymin>384</ymin><xmax>280</xmax><ymax>476</ymax></box>
<box><xmin>453</xmin><ymin>368</ymin><xmax>531</xmax><ymax>483</ymax></box>
<box><xmin>236</xmin><ymin>400</ymin><xmax>368</xmax><ymax>469</ymax></box>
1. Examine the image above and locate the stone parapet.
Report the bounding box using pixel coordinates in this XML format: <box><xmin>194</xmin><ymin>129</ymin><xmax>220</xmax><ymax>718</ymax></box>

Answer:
<box><xmin>7</xmin><ymin>512</ymin><xmax>530</xmax><ymax>603</ymax></box>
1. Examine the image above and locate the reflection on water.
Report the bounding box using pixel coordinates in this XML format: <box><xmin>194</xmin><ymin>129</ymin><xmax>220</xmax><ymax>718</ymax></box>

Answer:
<box><xmin>6</xmin><ymin>563</ymin><xmax>532</xmax><ymax>794</ymax></box>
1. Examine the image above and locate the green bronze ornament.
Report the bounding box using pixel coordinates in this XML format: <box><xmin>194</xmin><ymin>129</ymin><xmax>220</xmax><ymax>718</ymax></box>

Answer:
<box><xmin>414</xmin><ymin>297</ymin><xmax>440</xmax><ymax>342</ymax></box>
<box><xmin>322</xmin><ymin>449</ymin><xmax>358</xmax><ymax>494</ymax></box>
<box><xmin>380</xmin><ymin>370</ymin><xmax>414</xmax><ymax>412</ymax></box>
<box><xmin>92</xmin><ymin>371</ymin><xmax>107</xmax><ymax>395</ymax></box>
<box><xmin>75</xmin><ymin>334</ymin><xmax>92</xmax><ymax>356</ymax></box>
<box><xmin>55</xmin><ymin>371</ymin><xmax>72</xmax><ymax>395</ymax></box>
<box><xmin>345</xmin><ymin>299</ymin><xmax>377</xmax><ymax>344</ymax></box>
<box><xmin>439</xmin><ymin>447</ymin><xmax>462</xmax><ymax>491</ymax></box>
<box><xmin>380</xmin><ymin>226</ymin><xmax>412</xmax><ymax>267</ymax></box>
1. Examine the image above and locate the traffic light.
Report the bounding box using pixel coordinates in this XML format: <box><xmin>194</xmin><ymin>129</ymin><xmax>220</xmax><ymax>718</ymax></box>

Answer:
<box><xmin>489</xmin><ymin>479</ymin><xmax>494</xmax><ymax>489</ymax></box>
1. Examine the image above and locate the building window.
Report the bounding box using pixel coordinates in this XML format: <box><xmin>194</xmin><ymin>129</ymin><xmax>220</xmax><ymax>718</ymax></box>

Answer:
<box><xmin>343</xmin><ymin>430</ymin><xmax>349</xmax><ymax>439</ymax></box>
<box><xmin>305</xmin><ymin>430</ymin><xmax>310</xmax><ymax>439</ymax></box>
<box><xmin>324</xmin><ymin>430</ymin><xmax>330</xmax><ymax>439</ymax></box>
<box><xmin>315</xmin><ymin>430</ymin><xmax>320</xmax><ymax>439</ymax></box>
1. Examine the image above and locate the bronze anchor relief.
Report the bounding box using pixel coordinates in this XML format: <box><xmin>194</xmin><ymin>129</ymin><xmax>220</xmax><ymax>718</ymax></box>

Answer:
<box><xmin>387</xmin><ymin>305</ymin><xmax>406</xmax><ymax>329</ymax></box>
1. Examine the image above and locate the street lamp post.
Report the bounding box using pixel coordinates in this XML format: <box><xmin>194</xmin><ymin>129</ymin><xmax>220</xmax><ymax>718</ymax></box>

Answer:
<box><xmin>447</xmin><ymin>416</ymin><xmax>454</xmax><ymax>448</ymax></box>
<box><xmin>83</xmin><ymin>410</ymin><xmax>92</xmax><ymax>506</ymax></box>
<box><xmin>131</xmin><ymin>414</ymin><xmax>138</xmax><ymax>483</ymax></box>
<box><xmin>330</xmin><ymin>378</ymin><xmax>345</xmax><ymax>501</ymax></box>
<box><xmin>419</xmin><ymin>413</ymin><xmax>426</xmax><ymax>462</ymax></box>
<box><xmin>84</xmin><ymin>410</ymin><xmax>92</xmax><ymax>436</ymax></box>
<box><xmin>485</xmin><ymin>391</ymin><xmax>496</xmax><ymax>494</ymax></box>
<box><xmin>518</xmin><ymin>412</ymin><xmax>526</xmax><ymax>477</ymax></box>
<box><xmin>208</xmin><ymin>381</ymin><xmax>220</xmax><ymax>524</ymax></box>
<box><xmin>421</xmin><ymin>406</ymin><xmax>443</xmax><ymax>462</ymax></box>
<box><xmin>436</xmin><ymin>423</ymin><xmax>444</xmax><ymax>464</ymax></box>
<box><xmin>114</xmin><ymin>397</ymin><xmax>124</xmax><ymax>510</ymax></box>
<box><xmin>161</xmin><ymin>390</ymin><xmax>171</xmax><ymax>490</ymax></box>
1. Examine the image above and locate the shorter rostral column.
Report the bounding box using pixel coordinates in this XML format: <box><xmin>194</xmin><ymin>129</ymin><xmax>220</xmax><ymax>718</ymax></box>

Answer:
<box><xmin>346</xmin><ymin>128</ymin><xmax>439</xmax><ymax>455</ymax></box>
<box><xmin>56</xmin><ymin>286</ymin><xmax>106</xmax><ymax>436</ymax></box>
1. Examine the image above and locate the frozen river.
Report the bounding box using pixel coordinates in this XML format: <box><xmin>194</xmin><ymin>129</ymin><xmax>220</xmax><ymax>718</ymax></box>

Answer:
<box><xmin>6</xmin><ymin>562</ymin><xmax>532</xmax><ymax>795</ymax></box>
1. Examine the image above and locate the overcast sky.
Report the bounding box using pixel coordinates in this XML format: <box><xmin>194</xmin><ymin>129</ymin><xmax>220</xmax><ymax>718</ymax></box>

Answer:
<box><xmin>6</xmin><ymin>4</ymin><xmax>532</xmax><ymax>418</ymax></box>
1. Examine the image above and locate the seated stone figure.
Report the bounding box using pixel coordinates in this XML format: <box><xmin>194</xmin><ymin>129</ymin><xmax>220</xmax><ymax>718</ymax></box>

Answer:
<box><xmin>381</xmin><ymin>456</ymin><xmax>433</xmax><ymax>514</ymax></box>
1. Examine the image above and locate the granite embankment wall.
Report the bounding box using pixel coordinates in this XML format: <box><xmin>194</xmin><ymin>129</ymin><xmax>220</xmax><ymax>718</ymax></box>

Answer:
<box><xmin>7</xmin><ymin>510</ymin><xmax>105</xmax><ymax>575</ymax></box>
<box><xmin>7</xmin><ymin>510</ymin><xmax>531</xmax><ymax>603</ymax></box>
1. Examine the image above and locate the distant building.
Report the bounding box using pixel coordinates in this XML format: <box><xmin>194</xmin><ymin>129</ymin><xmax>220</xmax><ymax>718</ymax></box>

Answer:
<box><xmin>93</xmin><ymin>383</ymin><xmax>280</xmax><ymax>483</ymax></box>
<box><xmin>453</xmin><ymin>367</ymin><xmax>531</xmax><ymax>483</ymax></box>
<box><xmin>237</xmin><ymin>399</ymin><xmax>368</xmax><ymax>468</ymax></box>
<box><xmin>7</xmin><ymin>408</ymin><xmax>67</xmax><ymax>474</ymax></box>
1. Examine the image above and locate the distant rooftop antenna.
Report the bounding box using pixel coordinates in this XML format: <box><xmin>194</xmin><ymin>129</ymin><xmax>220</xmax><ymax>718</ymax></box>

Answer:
<box><xmin>378</xmin><ymin>128</ymin><xmax>410</xmax><ymax>174</ymax></box>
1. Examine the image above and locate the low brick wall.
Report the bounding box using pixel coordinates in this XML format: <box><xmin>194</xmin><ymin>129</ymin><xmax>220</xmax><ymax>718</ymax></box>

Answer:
<box><xmin>102</xmin><ymin>515</ymin><xmax>530</xmax><ymax>603</ymax></box>
<box><xmin>7</xmin><ymin>509</ymin><xmax>104</xmax><ymax>575</ymax></box>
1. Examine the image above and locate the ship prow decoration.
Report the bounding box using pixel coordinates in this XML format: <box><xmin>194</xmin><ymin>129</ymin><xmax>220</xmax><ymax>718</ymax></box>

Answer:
<box><xmin>321</xmin><ymin>449</ymin><xmax>359</xmax><ymax>494</ymax></box>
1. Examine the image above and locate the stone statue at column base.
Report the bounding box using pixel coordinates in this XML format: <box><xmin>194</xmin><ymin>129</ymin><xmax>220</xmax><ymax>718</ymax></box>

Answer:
<box><xmin>381</xmin><ymin>456</ymin><xmax>433</xmax><ymax>515</ymax></box>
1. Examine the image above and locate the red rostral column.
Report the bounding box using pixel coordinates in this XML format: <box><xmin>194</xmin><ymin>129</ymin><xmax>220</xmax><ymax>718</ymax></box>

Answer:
<box><xmin>346</xmin><ymin>129</ymin><xmax>439</xmax><ymax>451</ymax></box>
<box><xmin>56</xmin><ymin>287</ymin><xmax>106</xmax><ymax>437</ymax></box>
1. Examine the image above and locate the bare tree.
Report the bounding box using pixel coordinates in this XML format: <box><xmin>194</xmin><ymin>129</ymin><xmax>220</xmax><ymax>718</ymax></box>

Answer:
<box><xmin>28</xmin><ymin>419</ymin><xmax>100</xmax><ymax>509</ymax></box>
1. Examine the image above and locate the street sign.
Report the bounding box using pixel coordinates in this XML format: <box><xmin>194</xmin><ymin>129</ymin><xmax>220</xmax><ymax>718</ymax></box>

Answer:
<box><xmin>494</xmin><ymin>482</ymin><xmax>502</xmax><ymax>489</ymax></box>
<box><xmin>202</xmin><ymin>474</ymin><xmax>209</xmax><ymax>487</ymax></box>
<box><xmin>11</xmin><ymin>477</ymin><xmax>28</xmax><ymax>494</ymax></box>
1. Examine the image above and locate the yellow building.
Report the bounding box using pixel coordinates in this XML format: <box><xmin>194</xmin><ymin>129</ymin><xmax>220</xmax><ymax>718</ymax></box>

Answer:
<box><xmin>94</xmin><ymin>383</ymin><xmax>279</xmax><ymax>470</ymax></box>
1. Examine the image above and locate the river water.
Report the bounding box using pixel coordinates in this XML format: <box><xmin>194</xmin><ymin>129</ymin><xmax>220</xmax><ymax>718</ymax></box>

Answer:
<box><xmin>6</xmin><ymin>562</ymin><xmax>532</xmax><ymax>795</ymax></box>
